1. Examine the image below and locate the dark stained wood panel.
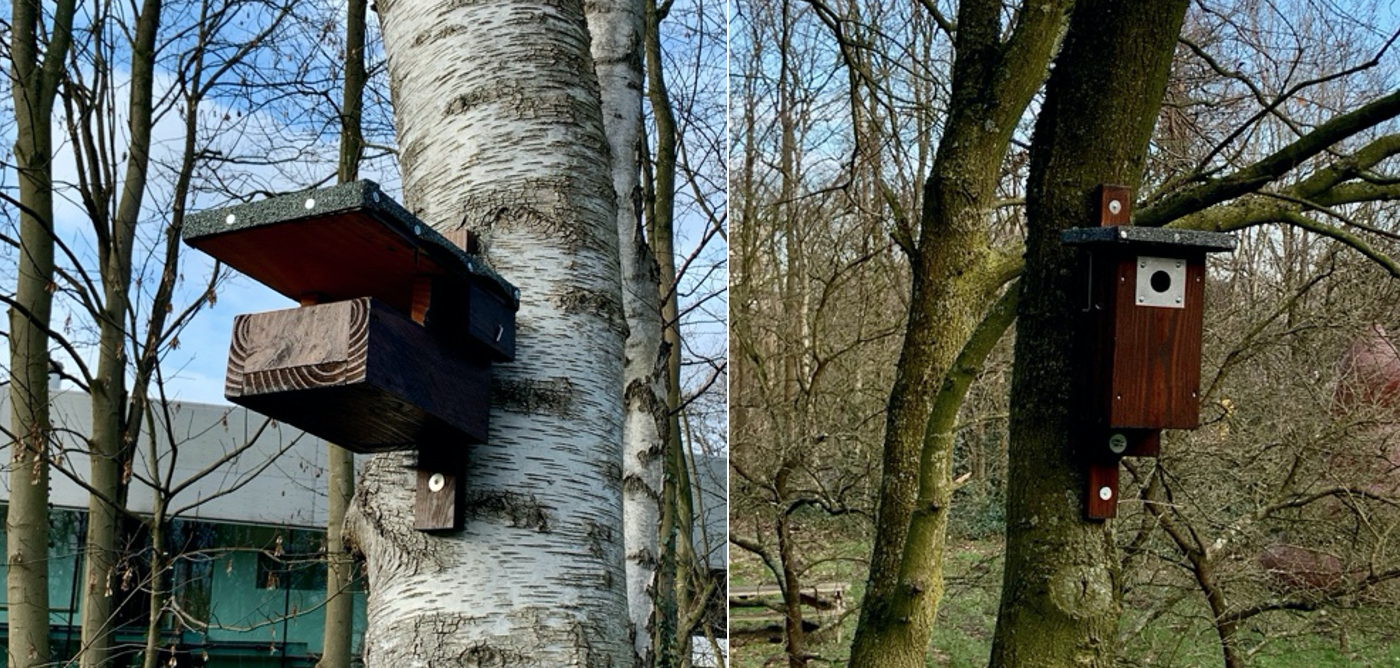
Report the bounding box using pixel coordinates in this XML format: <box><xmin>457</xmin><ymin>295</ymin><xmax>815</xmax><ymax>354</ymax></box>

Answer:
<box><xmin>1086</xmin><ymin>462</ymin><xmax>1120</xmax><ymax>520</ymax></box>
<box><xmin>1106</xmin><ymin>257</ymin><xmax>1205</xmax><ymax>429</ymax></box>
<box><xmin>1099</xmin><ymin>184</ymin><xmax>1131</xmax><ymax>226</ymax></box>
<box><xmin>415</xmin><ymin>443</ymin><xmax>465</xmax><ymax>531</ymax></box>
<box><xmin>226</xmin><ymin>298</ymin><xmax>491</xmax><ymax>453</ymax></box>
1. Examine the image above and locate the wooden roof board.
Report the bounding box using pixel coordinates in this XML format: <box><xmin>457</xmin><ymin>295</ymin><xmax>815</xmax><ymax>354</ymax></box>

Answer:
<box><xmin>183</xmin><ymin>180</ymin><xmax>518</xmax><ymax>310</ymax></box>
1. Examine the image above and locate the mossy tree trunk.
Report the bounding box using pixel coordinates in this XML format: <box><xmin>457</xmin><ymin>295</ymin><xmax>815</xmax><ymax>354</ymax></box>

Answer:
<box><xmin>990</xmin><ymin>1</ymin><xmax>1189</xmax><ymax>666</ymax></box>
<box><xmin>847</xmin><ymin>2</ymin><xmax>1070</xmax><ymax>666</ymax></box>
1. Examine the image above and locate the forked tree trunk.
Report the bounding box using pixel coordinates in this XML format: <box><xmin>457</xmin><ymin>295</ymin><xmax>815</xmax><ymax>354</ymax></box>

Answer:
<box><xmin>345</xmin><ymin>0</ymin><xmax>628</xmax><ymax>664</ymax></box>
<box><xmin>848</xmin><ymin>2</ymin><xmax>1070</xmax><ymax>666</ymax></box>
<box><xmin>6</xmin><ymin>2</ymin><xmax>75</xmax><ymax>667</ymax></box>
<box><xmin>586</xmin><ymin>0</ymin><xmax>667</xmax><ymax>664</ymax></box>
<box><xmin>81</xmin><ymin>1</ymin><xmax>162</xmax><ymax>664</ymax></box>
<box><xmin>991</xmin><ymin>1</ymin><xmax>1189</xmax><ymax>666</ymax></box>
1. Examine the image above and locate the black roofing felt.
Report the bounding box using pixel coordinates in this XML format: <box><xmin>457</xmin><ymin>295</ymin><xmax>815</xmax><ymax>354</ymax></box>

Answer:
<box><xmin>1061</xmin><ymin>225</ymin><xmax>1237</xmax><ymax>253</ymax></box>
<box><xmin>183</xmin><ymin>180</ymin><xmax>518</xmax><ymax>306</ymax></box>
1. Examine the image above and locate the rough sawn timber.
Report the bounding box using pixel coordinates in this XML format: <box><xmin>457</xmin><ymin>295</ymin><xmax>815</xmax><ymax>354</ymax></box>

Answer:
<box><xmin>225</xmin><ymin>296</ymin><xmax>490</xmax><ymax>453</ymax></box>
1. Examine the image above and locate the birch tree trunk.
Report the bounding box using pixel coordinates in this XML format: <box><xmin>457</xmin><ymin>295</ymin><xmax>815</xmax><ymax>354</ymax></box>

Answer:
<box><xmin>344</xmin><ymin>0</ymin><xmax>629</xmax><ymax>664</ymax></box>
<box><xmin>586</xmin><ymin>0</ymin><xmax>667</xmax><ymax>664</ymax></box>
<box><xmin>6</xmin><ymin>2</ymin><xmax>75</xmax><ymax>666</ymax></box>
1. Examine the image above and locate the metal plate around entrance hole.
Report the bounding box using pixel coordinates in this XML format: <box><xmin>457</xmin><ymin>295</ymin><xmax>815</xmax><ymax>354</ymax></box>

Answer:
<box><xmin>1135</xmin><ymin>256</ymin><xmax>1185</xmax><ymax>309</ymax></box>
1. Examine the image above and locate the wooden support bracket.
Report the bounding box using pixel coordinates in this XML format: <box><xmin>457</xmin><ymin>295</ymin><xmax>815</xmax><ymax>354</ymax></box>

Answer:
<box><xmin>415</xmin><ymin>442</ymin><xmax>465</xmax><ymax>531</ymax></box>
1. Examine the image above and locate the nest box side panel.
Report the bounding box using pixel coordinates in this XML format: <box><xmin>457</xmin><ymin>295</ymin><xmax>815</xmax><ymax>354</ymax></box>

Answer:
<box><xmin>362</xmin><ymin>299</ymin><xmax>493</xmax><ymax>443</ymax></box>
<box><xmin>1107</xmin><ymin>259</ymin><xmax>1205</xmax><ymax>429</ymax></box>
<box><xmin>226</xmin><ymin>298</ymin><xmax>491</xmax><ymax>452</ymax></box>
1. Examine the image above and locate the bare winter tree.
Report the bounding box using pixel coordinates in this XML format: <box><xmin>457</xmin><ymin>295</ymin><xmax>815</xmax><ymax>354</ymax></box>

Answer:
<box><xmin>731</xmin><ymin>0</ymin><xmax>1400</xmax><ymax>666</ymax></box>
<box><xmin>4</xmin><ymin>1</ymin><xmax>76</xmax><ymax>665</ymax></box>
<box><xmin>343</xmin><ymin>0</ymin><xmax>631</xmax><ymax>662</ymax></box>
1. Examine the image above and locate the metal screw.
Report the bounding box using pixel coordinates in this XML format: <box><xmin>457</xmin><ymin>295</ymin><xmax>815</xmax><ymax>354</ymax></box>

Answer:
<box><xmin>495</xmin><ymin>325</ymin><xmax>504</xmax><ymax>342</ymax></box>
<box><xmin>466</xmin><ymin>261</ymin><xmax>474</xmax><ymax>272</ymax></box>
<box><xmin>1138</xmin><ymin>296</ymin><xmax>1145</xmax><ymax>303</ymax></box>
<box><xmin>428</xmin><ymin>473</ymin><xmax>446</xmax><ymax>493</ymax></box>
<box><xmin>1176</xmin><ymin>260</ymin><xmax>1183</xmax><ymax>268</ymax></box>
<box><xmin>1108</xmin><ymin>199</ymin><xmax>1122</xmax><ymax>215</ymax></box>
<box><xmin>1099</xmin><ymin>486</ymin><xmax>1114</xmax><ymax>501</ymax></box>
<box><xmin>513</xmin><ymin>288</ymin><xmax>520</xmax><ymax>300</ymax></box>
<box><xmin>1175</xmin><ymin>296</ymin><xmax>1182</xmax><ymax>304</ymax></box>
<box><xmin>413</xmin><ymin>225</ymin><xmax>422</xmax><ymax>236</ymax></box>
<box><xmin>372</xmin><ymin>191</ymin><xmax>381</xmax><ymax>203</ymax></box>
<box><xmin>225</xmin><ymin>214</ymin><xmax>236</xmax><ymax>225</ymax></box>
<box><xmin>1108</xmin><ymin>433</ymin><xmax>1128</xmax><ymax>454</ymax></box>
<box><xmin>1139</xmin><ymin>261</ymin><xmax>1147</xmax><ymax>268</ymax></box>
<box><xmin>304</xmin><ymin>198</ymin><xmax>315</xmax><ymax>210</ymax></box>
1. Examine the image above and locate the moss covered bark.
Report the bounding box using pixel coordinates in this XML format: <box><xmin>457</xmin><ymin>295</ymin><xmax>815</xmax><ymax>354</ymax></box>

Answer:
<box><xmin>990</xmin><ymin>2</ymin><xmax>1189</xmax><ymax>666</ymax></box>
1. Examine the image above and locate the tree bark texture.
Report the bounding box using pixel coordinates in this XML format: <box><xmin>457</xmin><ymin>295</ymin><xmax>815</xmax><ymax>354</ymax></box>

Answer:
<box><xmin>990</xmin><ymin>1</ymin><xmax>1189</xmax><ymax>666</ymax></box>
<box><xmin>642</xmin><ymin>0</ymin><xmax>695</xmax><ymax>663</ymax></box>
<box><xmin>6</xmin><ymin>1</ymin><xmax>75</xmax><ymax>666</ymax></box>
<box><xmin>848</xmin><ymin>2</ymin><xmax>1070</xmax><ymax>666</ymax></box>
<box><xmin>346</xmin><ymin>0</ymin><xmax>628</xmax><ymax>664</ymax></box>
<box><xmin>320</xmin><ymin>2</ymin><xmax>368</xmax><ymax>665</ymax></box>
<box><xmin>585</xmin><ymin>0</ymin><xmax>666</xmax><ymax>663</ymax></box>
<box><xmin>81</xmin><ymin>1</ymin><xmax>162</xmax><ymax>664</ymax></box>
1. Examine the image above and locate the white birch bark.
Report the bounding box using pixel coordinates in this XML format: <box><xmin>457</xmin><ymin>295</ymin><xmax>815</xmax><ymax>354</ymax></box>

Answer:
<box><xmin>586</xmin><ymin>1</ymin><xmax>667</xmax><ymax>665</ymax></box>
<box><xmin>345</xmin><ymin>0</ymin><xmax>629</xmax><ymax>664</ymax></box>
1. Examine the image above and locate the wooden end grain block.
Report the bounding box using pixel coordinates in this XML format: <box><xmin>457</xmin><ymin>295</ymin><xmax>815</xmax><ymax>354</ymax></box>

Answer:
<box><xmin>226</xmin><ymin>297</ymin><xmax>490</xmax><ymax>453</ymax></box>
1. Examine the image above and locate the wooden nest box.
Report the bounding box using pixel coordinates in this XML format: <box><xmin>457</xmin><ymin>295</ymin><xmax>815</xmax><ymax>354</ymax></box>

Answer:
<box><xmin>1061</xmin><ymin>185</ymin><xmax>1235</xmax><ymax>519</ymax></box>
<box><xmin>184</xmin><ymin>180</ymin><xmax>518</xmax><ymax>531</ymax></box>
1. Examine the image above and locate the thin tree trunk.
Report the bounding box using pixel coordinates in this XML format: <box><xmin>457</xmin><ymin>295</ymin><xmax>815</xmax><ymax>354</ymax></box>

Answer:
<box><xmin>990</xmin><ymin>1</ymin><xmax>1189</xmax><ymax>666</ymax></box>
<box><xmin>775</xmin><ymin>459</ymin><xmax>805</xmax><ymax>668</ymax></box>
<box><xmin>140</xmin><ymin>497</ymin><xmax>167</xmax><ymax>668</ymax></box>
<box><xmin>642</xmin><ymin>0</ymin><xmax>691</xmax><ymax>663</ymax></box>
<box><xmin>587</xmin><ymin>0</ymin><xmax>666</xmax><ymax>663</ymax></box>
<box><xmin>345</xmin><ymin>0</ymin><xmax>628</xmax><ymax>663</ymax></box>
<box><xmin>319</xmin><ymin>447</ymin><xmax>356</xmax><ymax>668</ymax></box>
<box><xmin>318</xmin><ymin>1</ymin><xmax>368</xmax><ymax>665</ymax></box>
<box><xmin>7</xmin><ymin>2</ymin><xmax>76</xmax><ymax>666</ymax></box>
<box><xmin>81</xmin><ymin>1</ymin><xmax>162</xmax><ymax>664</ymax></box>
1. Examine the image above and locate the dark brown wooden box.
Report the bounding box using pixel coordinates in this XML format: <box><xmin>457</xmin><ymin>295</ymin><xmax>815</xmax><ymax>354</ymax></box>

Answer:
<box><xmin>225</xmin><ymin>297</ymin><xmax>490</xmax><ymax>453</ymax></box>
<box><xmin>1064</xmin><ymin>226</ymin><xmax>1236</xmax><ymax>432</ymax></box>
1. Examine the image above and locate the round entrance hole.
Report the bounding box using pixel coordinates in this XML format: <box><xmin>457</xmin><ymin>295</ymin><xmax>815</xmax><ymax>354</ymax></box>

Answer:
<box><xmin>1150</xmin><ymin>269</ymin><xmax>1172</xmax><ymax>293</ymax></box>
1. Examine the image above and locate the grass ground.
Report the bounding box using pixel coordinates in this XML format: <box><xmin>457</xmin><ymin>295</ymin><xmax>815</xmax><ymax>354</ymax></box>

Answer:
<box><xmin>730</xmin><ymin>537</ymin><xmax>1400</xmax><ymax>668</ymax></box>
